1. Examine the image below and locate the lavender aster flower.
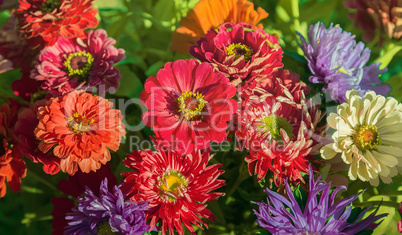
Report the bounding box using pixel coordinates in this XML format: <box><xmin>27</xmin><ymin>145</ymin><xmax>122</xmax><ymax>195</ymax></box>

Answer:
<box><xmin>65</xmin><ymin>178</ymin><xmax>150</xmax><ymax>235</ymax></box>
<box><xmin>254</xmin><ymin>165</ymin><xmax>387</xmax><ymax>235</ymax></box>
<box><xmin>298</xmin><ymin>22</ymin><xmax>390</xmax><ymax>103</ymax></box>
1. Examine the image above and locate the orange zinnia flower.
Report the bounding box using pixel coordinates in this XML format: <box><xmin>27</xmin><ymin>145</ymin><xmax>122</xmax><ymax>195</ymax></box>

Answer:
<box><xmin>170</xmin><ymin>0</ymin><xmax>268</xmax><ymax>53</ymax></box>
<box><xmin>35</xmin><ymin>91</ymin><xmax>126</xmax><ymax>175</ymax></box>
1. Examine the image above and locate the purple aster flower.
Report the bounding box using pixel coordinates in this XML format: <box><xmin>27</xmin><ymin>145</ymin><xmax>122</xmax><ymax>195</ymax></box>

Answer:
<box><xmin>65</xmin><ymin>178</ymin><xmax>150</xmax><ymax>235</ymax></box>
<box><xmin>254</xmin><ymin>165</ymin><xmax>387</xmax><ymax>235</ymax></box>
<box><xmin>298</xmin><ymin>22</ymin><xmax>390</xmax><ymax>103</ymax></box>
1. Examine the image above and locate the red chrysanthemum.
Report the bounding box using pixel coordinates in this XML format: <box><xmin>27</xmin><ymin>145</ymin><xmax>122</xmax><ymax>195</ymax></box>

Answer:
<box><xmin>140</xmin><ymin>59</ymin><xmax>237</xmax><ymax>154</ymax></box>
<box><xmin>51</xmin><ymin>164</ymin><xmax>117</xmax><ymax>235</ymax></box>
<box><xmin>31</xmin><ymin>29</ymin><xmax>125</xmax><ymax>96</ymax></box>
<box><xmin>0</xmin><ymin>102</ymin><xmax>27</xmax><ymax>198</ymax></box>
<box><xmin>235</xmin><ymin>70</ymin><xmax>325</xmax><ymax>185</ymax></box>
<box><xmin>14</xmin><ymin>99</ymin><xmax>60</xmax><ymax>175</ymax></box>
<box><xmin>34</xmin><ymin>91</ymin><xmax>126</xmax><ymax>175</ymax></box>
<box><xmin>121</xmin><ymin>147</ymin><xmax>225</xmax><ymax>235</ymax></box>
<box><xmin>14</xmin><ymin>0</ymin><xmax>98</xmax><ymax>49</ymax></box>
<box><xmin>190</xmin><ymin>22</ymin><xmax>283</xmax><ymax>86</ymax></box>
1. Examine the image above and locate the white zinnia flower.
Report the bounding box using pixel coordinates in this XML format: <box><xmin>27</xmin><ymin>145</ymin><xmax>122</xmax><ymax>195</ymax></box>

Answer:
<box><xmin>321</xmin><ymin>89</ymin><xmax>402</xmax><ymax>186</ymax></box>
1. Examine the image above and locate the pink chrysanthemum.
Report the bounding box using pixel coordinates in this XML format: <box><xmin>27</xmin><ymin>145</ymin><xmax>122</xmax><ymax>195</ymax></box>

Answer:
<box><xmin>31</xmin><ymin>29</ymin><xmax>125</xmax><ymax>96</ymax></box>
<box><xmin>121</xmin><ymin>147</ymin><xmax>225</xmax><ymax>235</ymax></box>
<box><xmin>34</xmin><ymin>91</ymin><xmax>126</xmax><ymax>175</ymax></box>
<box><xmin>14</xmin><ymin>0</ymin><xmax>98</xmax><ymax>49</ymax></box>
<box><xmin>14</xmin><ymin>99</ymin><xmax>60</xmax><ymax>175</ymax></box>
<box><xmin>140</xmin><ymin>59</ymin><xmax>237</xmax><ymax>154</ymax></box>
<box><xmin>190</xmin><ymin>22</ymin><xmax>283</xmax><ymax>86</ymax></box>
<box><xmin>236</xmin><ymin>70</ymin><xmax>325</xmax><ymax>185</ymax></box>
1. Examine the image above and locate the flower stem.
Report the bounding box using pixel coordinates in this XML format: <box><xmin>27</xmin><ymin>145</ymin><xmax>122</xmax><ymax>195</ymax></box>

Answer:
<box><xmin>374</xmin><ymin>41</ymin><xmax>402</xmax><ymax>69</ymax></box>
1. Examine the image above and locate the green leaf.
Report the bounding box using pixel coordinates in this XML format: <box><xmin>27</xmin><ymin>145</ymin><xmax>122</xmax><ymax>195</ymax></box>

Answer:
<box><xmin>293</xmin><ymin>185</ymin><xmax>308</xmax><ymax>212</ymax></box>
<box><xmin>113</xmin><ymin>65</ymin><xmax>144</xmax><ymax>98</ymax></box>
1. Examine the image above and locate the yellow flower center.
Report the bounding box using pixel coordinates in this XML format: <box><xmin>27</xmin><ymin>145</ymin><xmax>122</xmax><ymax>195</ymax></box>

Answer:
<box><xmin>352</xmin><ymin>125</ymin><xmax>381</xmax><ymax>151</ymax></box>
<box><xmin>64</xmin><ymin>51</ymin><xmax>94</xmax><ymax>78</ymax></box>
<box><xmin>158</xmin><ymin>170</ymin><xmax>188</xmax><ymax>202</ymax></box>
<box><xmin>260</xmin><ymin>115</ymin><xmax>293</xmax><ymax>141</ymax></box>
<box><xmin>41</xmin><ymin>0</ymin><xmax>61</xmax><ymax>13</ymax></box>
<box><xmin>226</xmin><ymin>43</ymin><xmax>253</xmax><ymax>62</ymax></box>
<box><xmin>67</xmin><ymin>112</ymin><xmax>95</xmax><ymax>134</ymax></box>
<box><xmin>177</xmin><ymin>91</ymin><xmax>206</xmax><ymax>120</ymax></box>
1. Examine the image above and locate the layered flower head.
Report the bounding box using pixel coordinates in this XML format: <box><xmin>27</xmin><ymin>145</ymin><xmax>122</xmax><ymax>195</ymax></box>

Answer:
<box><xmin>31</xmin><ymin>29</ymin><xmax>125</xmax><ymax>96</ymax></box>
<box><xmin>14</xmin><ymin>100</ymin><xmax>60</xmax><ymax>175</ymax></box>
<box><xmin>14</xmin><ymin>0</ymin><xmax>98</xmax><ymax>48</ymax></box>
<box><xmin>190</xmin><ymin>22</ymin><xmax>283</xmax><ymax>86</ymax></box>
<box><xmin>51</xmin><ymin>164</ymin><xmax>117</xmax><ymax>234</ymax></box>
<box><xmin>298</xmin><ymin>22</ymin><xmax>390</xmax><ymax>103</ymax></box>
<box><xmin>140</xmin><ymin>59</ymin><xmax>237</xmax><ymax>153</ymax></box>
<box><xmin>35</xmin><ymin>91</ymin><xmax>126</xmax><ymax>175</ymax></box>
<box><xmin>0</xmin><ymin>102</ymin><xmax>27</xmax><ymax>198</ymax></box>
<box><xmin>121</xmin><ymin>148</ymin><xmax>225</xmax><ymax>235</ymax></box>
<box><xmin>236</xmin><ymin>70</ymin><xmax>326</xmax><ymax>185</ymax></box>
<box><xmin>171</xmin><ymin>0</ymin><xmax>268</xmax><ymax>53</ymax></box>
<box><xmin>65</xmin><ymin>178</ymin><xmax>150</xmax><ymax>235</ymax></box>
<box><xmin>254</xmin><ymin>165</ymin><xmax>387</xmax><ymax>234</ymax></box>
<box><xmin>345</xmin><ymin>0</ymin><xmax>402</xmax><ymax>43</ymax></box>
<box><xmin>321</xmin><ymin>90</ymin><xmax>402</xmax><ymax>186</ymax></box>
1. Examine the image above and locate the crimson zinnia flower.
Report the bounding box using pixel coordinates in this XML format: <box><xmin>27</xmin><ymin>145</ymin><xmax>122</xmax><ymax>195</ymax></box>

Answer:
<box><xmin>190</xmin><ymin>22</ymin><xmax>283</xmax><ymax>86</ymax></box>
<box><xmin>14</xmin><ymin>0</ymin><xmax>98</xmax><ymax>49</ymax></box>
<box><xmin>140</xmin><ymin>59</ymin><xmax>237</xmax><ymax>154</ymax></box>
<box><xmin>35</xmin><ymin>91</ymin><xmax>126</xmax><ymax>175</ymax></box>
<box><xmin>14</xmin><ymin>99</ymin><xmax>60</xmax><ymax>175</ymax></box>
<box><xmin>121</xmin><ymin>147</ymin><xmax>225</xmax><ymax>235</ymax></box>
<box><xmin>236</xmin><ymin>70</ymin><xmax>326</xmax><ymax>185</ymax></box>
<box><xmin>0</xmin><ymin>102</ymin><xmax>27</xmax><ymax>198</ymax></box>
<box><xmin>31</xmin><ymin>29</ymin><xmax>125</xmax><ymax>96</ymax></box>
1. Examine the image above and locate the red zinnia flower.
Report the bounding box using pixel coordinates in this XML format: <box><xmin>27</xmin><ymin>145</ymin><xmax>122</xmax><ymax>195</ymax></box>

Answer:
<box><xmin>0</xmin><ymin>102</ymin><xmax>27</xmax><ymax>198</ymax></box>
<box><xmin>140</xmin><ymin>59</ymin><xmax>237</xmax><ymax>154</ymax></box>
<box><xmin>14</xmin><ymin>0</ymin><xmax>98</xmax><ymax>49</ymax></box>
<box><xmin>51</xmin><ymin>164</ymin><xmax>117</xmax><ymax>235</ymax></box>
<box><xmin>14</xmin><ymin>99</ymin><xmax>60</xmax><ymax>175</ymax></box>
<box><xmin>190</xmin><ymin>22</ymin><xmax>283</xmax><ymax>86</ymax></box>
<box><xmin>31</xmin><ymin>29</ymin><xmax>125</xmax><ymax>96</ymax></box>
<box><xmin>35</xmin><ymin>91</ymin><xmax>126</xmax><ymax>175</ymax></box>
<box><xmin>121</xmin><ymin>147</ymin><xmax>225</xmax><ymax>235</ymax></box>
<box><xmin>236</xmin><ymin>70</ymin><xmax>325</xmax><ymax>185</ymax></box>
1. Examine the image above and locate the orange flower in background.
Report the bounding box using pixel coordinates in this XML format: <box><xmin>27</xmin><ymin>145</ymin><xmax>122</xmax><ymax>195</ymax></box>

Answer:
<box><xmin>35</xmin><ymin>91</ymin><xmax>126</xmax><ymax>175</ymax></box>
<box><xmin>170</xmin><ymin>0</ymin><xmax>268</xmax><ymax>53</ymax></box>
<box><xmin>0</xmin><ymin>102</ymin><xmax>27</xmax><ymax>198</ymax></box>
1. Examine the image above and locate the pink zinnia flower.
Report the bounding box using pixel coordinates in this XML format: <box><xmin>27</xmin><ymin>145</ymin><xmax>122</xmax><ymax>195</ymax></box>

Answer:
<box><xmin>236</xmin><ymin>70</ymin><xmax>326</xmax><ymax>185</ymax></box>
<box><xmin>31</xmin><ymin>29</ymin><xmax>125</xmax><ymax>96</ymax></box>
<box><xmin>14</xmin><ymin>0</ymin><xmax>98</xmax><ymax>49</ymax></box>
<box><xmin>34</xmin><ymin>91</ymin><xmax>126</xmax><ymax>175</ymax></box>
<box><xmin>122</xmin><ymin>147</ymin><xmax>225</xmax><ymax>235</ymax></box>
<box><xmin>190</xmin><ymin>22</ymin><xmax>283</xmax><ymax>86</ymax></box>
<box><xmin>140</xmin><ymin>59</ymin><xmax>237</xmax><ymax>154</ymax></box>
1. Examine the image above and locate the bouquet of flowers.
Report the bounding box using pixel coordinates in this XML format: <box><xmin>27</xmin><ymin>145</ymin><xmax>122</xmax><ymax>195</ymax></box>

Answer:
<box><xmin>0</xmin><ymin>0</ymin><xmax>401</xmax><ymax>234</ymax></box>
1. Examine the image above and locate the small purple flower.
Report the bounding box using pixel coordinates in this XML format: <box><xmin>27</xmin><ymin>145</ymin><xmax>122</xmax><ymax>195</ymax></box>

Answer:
<box><xmin>254</xmin><ymin>165</ymin><xmax>387</xmax><ymax>235</ymax></box>
<box><xmin>65</xmin><ymin>178</ymin><xmax>150</xmax><ymax>235</ymax></box>
<box><xmin>298</xmin><ymin>22</ymin><xmax>390</xmax><ymax>103</ymax></box>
